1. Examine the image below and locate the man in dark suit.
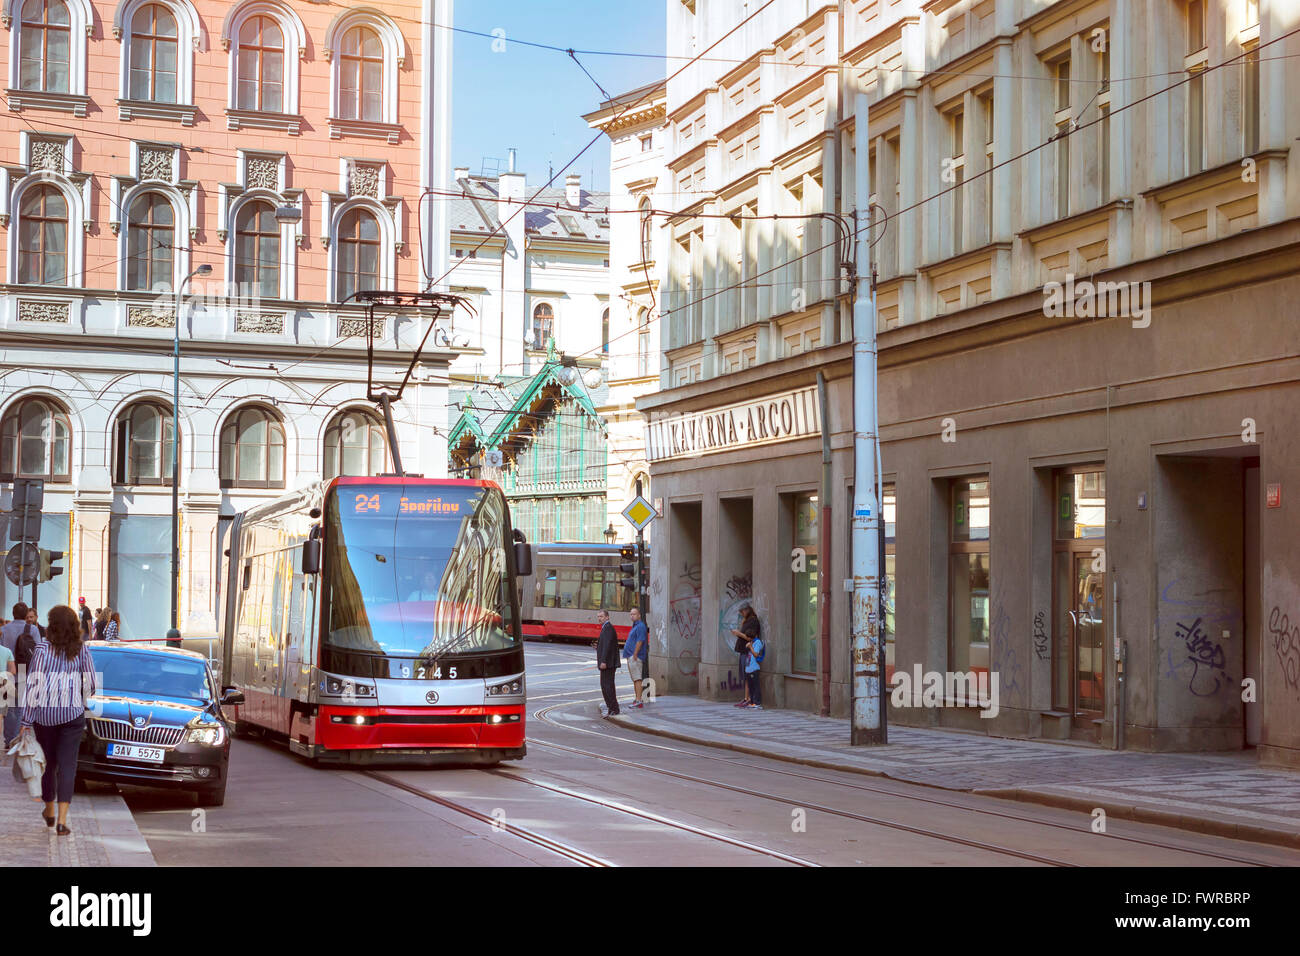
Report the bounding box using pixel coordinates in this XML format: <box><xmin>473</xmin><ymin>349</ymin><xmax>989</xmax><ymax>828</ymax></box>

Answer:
<box><xmin>595</xmin><ymin>610</ymin><xmax>621</xmax><ymax>717</ymax></box>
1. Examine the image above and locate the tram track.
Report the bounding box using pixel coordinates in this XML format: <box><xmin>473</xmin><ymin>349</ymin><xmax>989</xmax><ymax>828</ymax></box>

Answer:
<box><xmin>362</xmin><ymin>770</ymin><xmax>612</xmax><ymax>867</ymax></box>
<box><xmin>363</xmin><ymin>763</ymin><xmax>817</xmax><ymax>867</ymax></box>
<box><xmin>529</xmin><ymin>698</ymin><xmax>1275</xmax><ymax>867</ymax></box>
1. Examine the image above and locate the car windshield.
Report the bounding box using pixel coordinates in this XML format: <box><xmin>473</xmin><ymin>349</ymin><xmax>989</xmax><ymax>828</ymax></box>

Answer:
<box><xmin>324</xmin><ymin>483</ymin><xmax>518</xmax><ymax>659</ymax></box>
<box><xmin>90</xmin><ymin>649</ymin><xmax>213</xmax><ymax>703</ymax></box>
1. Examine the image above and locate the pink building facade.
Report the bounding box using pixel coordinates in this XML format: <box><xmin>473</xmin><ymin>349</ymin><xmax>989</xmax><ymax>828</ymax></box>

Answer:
<box><xmin>0</xmin><ymin>0</ymin><xmax>454</xmax><ymax>642</ymax></box>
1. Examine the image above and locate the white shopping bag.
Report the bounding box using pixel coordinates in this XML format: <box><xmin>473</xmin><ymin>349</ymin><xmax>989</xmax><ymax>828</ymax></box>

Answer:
<box><xmin>7</xmin><ymin>730</ymin><xmax>46</xmax><ymax>799</ymax></box>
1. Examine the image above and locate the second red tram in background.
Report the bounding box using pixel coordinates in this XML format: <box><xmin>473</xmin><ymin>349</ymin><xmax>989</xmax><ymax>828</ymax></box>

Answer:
<box><xmin>517</xmin><ymin>543</ymin><xmax>635</xmax><ymax>644</ymax></box>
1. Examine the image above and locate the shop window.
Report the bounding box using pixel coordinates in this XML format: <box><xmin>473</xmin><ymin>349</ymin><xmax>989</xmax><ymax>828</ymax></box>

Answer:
<box><xmin>949</xmin><ymin>477</ymin><xmax>990</xmax><ymax>674</ymax></box>
<box><xmin>791</xmin><ymin>492</ymin><xmax>818</xmax><ymax>675</ymax></box>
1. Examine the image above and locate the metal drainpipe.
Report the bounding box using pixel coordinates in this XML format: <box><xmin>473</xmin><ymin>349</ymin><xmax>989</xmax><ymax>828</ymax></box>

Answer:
<box><xmin>817</xmin><ymin>370</ymin><xmax>832</xmax><ymax>717</ymax></box>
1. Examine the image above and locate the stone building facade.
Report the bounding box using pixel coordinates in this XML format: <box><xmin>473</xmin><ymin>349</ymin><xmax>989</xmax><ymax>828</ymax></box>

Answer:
<box><xmin>641</xmin><ymin>0</ymin><xmax>1300</xmax><ymax>767</ymax></box>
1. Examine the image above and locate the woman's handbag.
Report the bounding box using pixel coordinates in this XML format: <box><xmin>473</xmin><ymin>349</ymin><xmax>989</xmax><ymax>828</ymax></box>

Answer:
<box><xmin>8</xmin><ymin>729</ymin><xmax>46</xmax><ymax>799</ymax></box>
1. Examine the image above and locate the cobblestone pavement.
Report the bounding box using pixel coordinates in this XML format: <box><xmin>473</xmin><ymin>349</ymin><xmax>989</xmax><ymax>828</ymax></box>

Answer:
<box><xmin>0</xmin><ymin>753</ymin><xmax>155</xmax><ymax>867</ymax></box>
<box><xmin>609</xmin><ymin>697</ymin><xmax>1300</xmax><ymax>844</ymax></box>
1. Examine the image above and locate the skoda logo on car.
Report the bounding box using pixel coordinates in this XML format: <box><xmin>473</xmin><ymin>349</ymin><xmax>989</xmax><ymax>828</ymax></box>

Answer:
<box><xmin>425</xmin><ymin>690</ymin><xmax>439</xmax><ymax>704</ymax></box>
<box><xmin>132</xmin><ymin>716</ymin><xmax>147</xmax><ymax>728</ymax></box>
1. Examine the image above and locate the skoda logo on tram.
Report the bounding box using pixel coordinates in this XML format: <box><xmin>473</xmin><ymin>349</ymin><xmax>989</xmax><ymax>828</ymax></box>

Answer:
<box><xmin>425</xmin><ymin>690</ymin><xmax>439</xmax><ymax>704</ymax></box>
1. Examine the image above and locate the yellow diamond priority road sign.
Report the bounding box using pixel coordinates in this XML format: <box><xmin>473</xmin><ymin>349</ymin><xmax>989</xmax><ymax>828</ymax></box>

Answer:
<box><xmin>622</xmin><ymin>495</ymin><xmax>656</xmax><ymax>531</ymax></box>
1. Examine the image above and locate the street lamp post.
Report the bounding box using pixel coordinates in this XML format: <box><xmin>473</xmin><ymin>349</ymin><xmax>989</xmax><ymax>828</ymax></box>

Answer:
<box><xmin>168</xmin><ymin>263</ymin><xmax>212</xmax><ymax>647</ymax></box>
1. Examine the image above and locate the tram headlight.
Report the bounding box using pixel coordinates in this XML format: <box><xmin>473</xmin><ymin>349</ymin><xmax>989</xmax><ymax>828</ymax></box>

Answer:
<box><xmin>487</xmin><ymin>679</ymin><xmax>523</xmax><ymax>697</ymax></box>
<box><xmin>322</xmin><ymin>677</ymin><xmax>375</xmax><ymax>698</ymax></box>
<box><xmin>186</xmin><ymin>723</ymin><xmax>227</xmax><ymax>746</ymax></box>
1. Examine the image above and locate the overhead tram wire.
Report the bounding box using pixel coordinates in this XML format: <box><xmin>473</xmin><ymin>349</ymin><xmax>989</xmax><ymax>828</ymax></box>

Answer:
<box><xmin>569</xmin><ymin>24</ymin><xmax>1300</xmax><ymax>366</ymax></box>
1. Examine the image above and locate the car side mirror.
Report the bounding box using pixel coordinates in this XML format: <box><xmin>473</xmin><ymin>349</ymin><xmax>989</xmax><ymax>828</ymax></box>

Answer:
<box><xmin>302</xmin><ymin>538</ymin><xmax>321</xmax><ymax>575</ymax></box>
<box><xmin>220</xmin><ymin>687</ymin><xmax>245</xmax><ymax>706</ymax></box>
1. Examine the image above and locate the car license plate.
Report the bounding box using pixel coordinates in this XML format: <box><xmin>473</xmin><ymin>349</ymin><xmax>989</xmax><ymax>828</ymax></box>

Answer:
<box><xmin>106</xmin><ymin>743</ymin><xmax>165</xmax><ymax>764</ymax></box>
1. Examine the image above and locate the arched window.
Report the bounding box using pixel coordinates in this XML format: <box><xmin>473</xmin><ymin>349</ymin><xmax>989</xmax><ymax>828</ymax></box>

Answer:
<box><xmin>338</xmin><ymin>25</ymin><xmax>382</xmax><ymax>121</ymax></box>
<box><xmin>128</xmin><ymin>4</ymin><xmax>178</xmax><ymax>102</ymax></box>
<box><xmin>114</xmin><ymin>401</ymin><xmax>176</xmax><ymax>485</ymax></box>
<box><xmin>19</xmin><ymin>0</ymin><xmax>70</xmax><ymax>92</ymax></box>
<box><xmin>323</xmin><ymin>409</ymin><xmax>388</xmax><ymax>479</ymax></box>
<box><xmin>235</xmin><ymin>200</ymin><xmax>280</xmax><ymax>298</ymax></box>
<box><xmin>219</xmin><ymin>405</ymin><xmax>285</xmax><ymax>489</ymax></box>
<box><xmin>235</xmin><ymin>14</ymin><xmax>283</xmax><ymax>111</ymax></box>
<box><xmin>637</xmin><ymin>308</ymin><xmax>652</xmax><ymax>376</ymax></box>
<box><xmin>18</xmin><ymin>184</ymin><xmax>68</xmax><ymax>286</ymax></box>
<box><xmin>335</xmin><ymin>207</ymin><xmax>380</xmax><ymax>300</ymax></box>
<box><xmin>126</xmin><ymin>192</ymin><xmax>174</xmax><ymax>291</ymax></box>
<box><xmin>601</xmin><ymin>307</ymin><xmax>609</xmax><ymax>354</ymax></box>
<box><xmin>639</xmin><ymin>197</ymin><xmax>653</xmax><ymax>264</ymax></box>
<box><xmin>0</xmin><ymin>396</ymin><xmax>71</xmax><ymax>481</ymax></box>
<box><xmin>531</xmin><ymin>303</ymin><xmax>553</xmax><ymax>349</ymax></box>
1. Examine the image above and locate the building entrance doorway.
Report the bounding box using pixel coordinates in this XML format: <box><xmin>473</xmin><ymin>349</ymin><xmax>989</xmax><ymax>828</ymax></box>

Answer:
<box><xmin>1052</xmin><ymin>468</ymin><xmax>1106</xmax><ymax>735</ymax></box>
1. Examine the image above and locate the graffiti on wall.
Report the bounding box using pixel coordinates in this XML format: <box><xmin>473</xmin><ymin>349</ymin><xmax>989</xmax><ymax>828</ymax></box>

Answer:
<box><xmin>1032</xmin><ymin>610</ymin><xmax>1049</xmax><ymax>662</ymax></box>
<box><xmin>668</xmin><ymin>562</ymin><xmax>701</xmax><ymax>677</ymax></box>
<box><xmin>718</xmin><ymin>572</ymin><xmax>767</xmax><ymax>661</ymax></box>
<box><xmin>988</xmin><ymin>596</ymin><xmax>1024</xmax><ymax>704</ymax></box>
<box><xmin>1268</xmin><ymin>606</ymin><xmax>1300</xmax><ymax>697</ymax></box>
<box><xmin>1166</xmin><ymin>617</ymin><xmax>1230</xmax><ymax>697</ymax></box>
<box><xmin>1158</xmin><ymin>579</ymin><xmax>1236</xmax><ymax>698</ymax></box>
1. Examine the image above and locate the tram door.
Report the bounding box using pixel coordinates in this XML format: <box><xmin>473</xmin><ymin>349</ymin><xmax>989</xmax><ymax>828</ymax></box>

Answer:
<box><xmin>1053</xmin><ymin>469</ymin><xmax>1106</xmax><ymax>733</ymax></box>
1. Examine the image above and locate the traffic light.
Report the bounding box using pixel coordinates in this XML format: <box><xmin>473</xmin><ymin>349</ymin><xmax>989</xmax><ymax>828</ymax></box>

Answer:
<box><xmin>619</xmin><ymin>544</ymin><xmax>637</xmax><ymax>592</ymax></box>
<box><xmin>38</xmin><ymin>548</ymin><xmax>64</xmax><ymax>583</ymax></box>
<box><xmin>639</xmin><ymin>542</ymin><xmax>650</xmax><ymax>594</ymax></box>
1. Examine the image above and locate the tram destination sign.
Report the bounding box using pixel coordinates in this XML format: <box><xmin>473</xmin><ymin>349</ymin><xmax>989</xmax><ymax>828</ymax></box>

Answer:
<box><xmin>645</xmin><ymin>385</ymin><xmax>821</xmax><ymax>463</ymax></box>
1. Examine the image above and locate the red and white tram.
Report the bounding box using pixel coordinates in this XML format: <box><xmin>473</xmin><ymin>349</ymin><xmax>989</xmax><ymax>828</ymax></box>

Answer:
<box><xmin>218</xmin><ymin>477</ymin><xmax>531</xmax><ymax>764</ymax></box>
<box><xmin>517</xmin><ymin>543</ymin><xmax>635</xmax><ymax>644</ymax></box>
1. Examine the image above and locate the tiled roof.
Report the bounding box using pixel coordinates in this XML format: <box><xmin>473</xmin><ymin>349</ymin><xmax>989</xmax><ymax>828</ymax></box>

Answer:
<box><xmin>449</xmin><ymin>178</ymin><xmax>611</xmax><ymax>242</ymax></box>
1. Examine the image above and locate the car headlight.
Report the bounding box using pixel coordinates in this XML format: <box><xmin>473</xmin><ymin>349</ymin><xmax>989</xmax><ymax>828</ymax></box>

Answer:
<box><xmin>487</xmin><ymin>678</ymin><xmax>523</xmax><ymax>696</ymax></box>
<box><xmin>186</xmin><ymin>723</ymin><xmax>227</xmax><ymax>746</ymax></box>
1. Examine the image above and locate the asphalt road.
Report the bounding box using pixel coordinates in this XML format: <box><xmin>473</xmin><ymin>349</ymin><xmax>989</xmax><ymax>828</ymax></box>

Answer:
<box><xmin>118</xmin><ymin>642</ymin><xmax>1300</xmax><ymax>867</ymax></box>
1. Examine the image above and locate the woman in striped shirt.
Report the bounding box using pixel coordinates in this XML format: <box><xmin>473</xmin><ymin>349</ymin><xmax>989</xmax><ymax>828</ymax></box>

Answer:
<box><xmin>19</xmin><ymin>605</ymin><xmax>97</xmax><ymax>835</ymax></box>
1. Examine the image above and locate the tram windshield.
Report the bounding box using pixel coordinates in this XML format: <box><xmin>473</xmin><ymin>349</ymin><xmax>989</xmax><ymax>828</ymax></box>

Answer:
<box><xmin>323</xmin><ymin>483</ymin><xmax>518</xmax><ymax>659</ymax></box>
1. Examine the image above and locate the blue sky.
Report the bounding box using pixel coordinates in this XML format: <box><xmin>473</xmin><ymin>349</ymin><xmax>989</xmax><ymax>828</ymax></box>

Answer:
<box><xmin>451</xmin><ymin>2</ymin><xmax>666</xmax><ymax>193</ymax></box>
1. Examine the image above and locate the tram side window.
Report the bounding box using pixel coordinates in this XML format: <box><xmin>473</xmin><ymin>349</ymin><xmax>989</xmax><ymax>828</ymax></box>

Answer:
<box><xmin>556</xmin><ymin>568</ymin><xmax>581</xmax><ymax>608</ymax></box>
<box><xmin>581</xmin><ymin>568</ymin><xmax>605</xmax><ymax>609</ymax></box>
<box><xmin>542</xmin><ymin>570</ymin><xmax>557</xmax><ymax>608</ymax></box>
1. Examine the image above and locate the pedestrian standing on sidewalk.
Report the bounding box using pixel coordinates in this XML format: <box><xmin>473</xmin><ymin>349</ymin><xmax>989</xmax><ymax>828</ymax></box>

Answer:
<box><xmin>743</xmin><ymin>615</ymin><xmax>764</xmax><ymax>710</ymax></box>
<box><xmin>622</xmin><ymin>607</ymin><xmax>649</xmax><ymax>708</ymax></box>
<box><xmin>93</xmin><ymin>608</ymin><xmax>108</xmax><ymax>641</ymax></box>
<box><xmin>103</xmin><ymin>610</ymin><xmax>120</xmax><ymax>642</ymax></box>
<box><xmin>19</xmin><ymin>605</ymin><xmax>97</xmax><ymax>835</ymax></box>
<box><xmin>595</xmin><ymin>609</ymin><xmax>621</xmax><ymax>718</ymax></box>
<box><xmin>0</xmin><ymin>603</ymin><xmax>31</xmax><ymax>747</ymax></box>
<box><xmin>77</xmin><ymin>598</ymin><xmax>92</xmax><ymax>638</ymax></box>
<box><xmin>730</xmin><ymin>604</ymin><xmax>761</xmax><ymax>708</ymax></box>
<box><xmin>0</xmin><ymin>638</ymin><xmax>14</xmax><ymax>745</ymax></box>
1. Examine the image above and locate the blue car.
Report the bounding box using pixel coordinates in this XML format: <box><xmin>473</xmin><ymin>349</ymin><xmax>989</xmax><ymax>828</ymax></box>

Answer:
<box><xmin>77</xmin><ymin>642</ymin><xmax>244</xmax><ymax>807</ymax></box>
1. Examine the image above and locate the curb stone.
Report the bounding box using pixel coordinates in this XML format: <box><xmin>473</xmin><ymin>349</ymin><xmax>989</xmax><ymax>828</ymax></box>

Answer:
<box><xmin>608</xmin><ymin>713</ymin><xmax>1300</xmax><ymax>851</ymax></box>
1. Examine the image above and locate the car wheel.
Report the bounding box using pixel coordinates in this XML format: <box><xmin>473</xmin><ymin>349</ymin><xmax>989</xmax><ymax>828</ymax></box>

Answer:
<box><xmin>73</xmin><ymin>774</ymin><xmax>89</xmax><ymax>794</ymax></box>
<box><xmin>196</xmin><ymin>785</ymin><xmax>226</xmax><ymax>808</ymax></box>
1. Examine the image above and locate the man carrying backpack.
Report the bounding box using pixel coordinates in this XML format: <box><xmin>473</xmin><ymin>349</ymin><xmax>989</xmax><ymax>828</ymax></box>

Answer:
<box><xmin>0</xmin><ymin>603</ymin><xmax>32</xmax><ymax>746</ymax></box>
